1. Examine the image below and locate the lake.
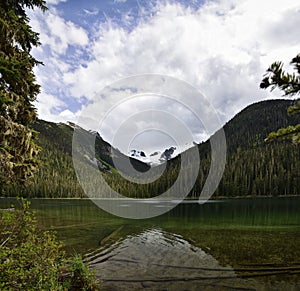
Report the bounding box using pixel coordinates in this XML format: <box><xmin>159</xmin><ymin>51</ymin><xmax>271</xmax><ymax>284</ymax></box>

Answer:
<box><xmin>1</xmin><ymin>197</ymin><xmax>300</xmax><ymax>290</ymax></box>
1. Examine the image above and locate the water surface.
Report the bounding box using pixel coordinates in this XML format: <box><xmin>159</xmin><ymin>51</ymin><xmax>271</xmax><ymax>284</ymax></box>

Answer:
<box><xmin>1</xmin><ymin>197</ymin><xmax>300</xmax><ymax>290</ymax></box>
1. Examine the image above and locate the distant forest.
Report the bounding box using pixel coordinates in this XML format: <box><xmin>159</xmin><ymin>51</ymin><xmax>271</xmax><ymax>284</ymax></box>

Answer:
<box><xmin>1</xmin><ymin>99</ymin><xmax>299</xmax><ymax>198</ymax></box>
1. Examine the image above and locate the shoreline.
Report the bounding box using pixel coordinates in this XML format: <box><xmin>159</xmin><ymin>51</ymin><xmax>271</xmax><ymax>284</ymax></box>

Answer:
<box><xmin>1</xmin><ymin>194</ymin><xmax>299</xmax><ymax>200</ymax></box>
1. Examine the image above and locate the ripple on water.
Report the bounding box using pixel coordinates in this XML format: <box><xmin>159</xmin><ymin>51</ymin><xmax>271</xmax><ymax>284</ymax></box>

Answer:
<box><xmin>86</xmin><ymin>228</ymin><xmax>256</xmax><ymax>290</ymax></box>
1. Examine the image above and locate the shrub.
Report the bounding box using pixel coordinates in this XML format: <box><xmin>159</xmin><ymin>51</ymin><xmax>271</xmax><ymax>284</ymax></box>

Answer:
<box><xmin>0</xmin><ymin>198</ymin><xmax>99</xmax><ymax>290</ymax></box>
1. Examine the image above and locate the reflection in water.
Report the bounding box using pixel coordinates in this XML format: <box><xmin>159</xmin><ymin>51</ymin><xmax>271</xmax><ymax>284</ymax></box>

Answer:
<box><xmin>87</xmin><ymin>228</ymin><xmax>254</xmax><ymax>290</ymax></box>
<box><xmin>1</xmin><ymin>198</ymin><xmax>299</xmax><ymax>289</ymax></box>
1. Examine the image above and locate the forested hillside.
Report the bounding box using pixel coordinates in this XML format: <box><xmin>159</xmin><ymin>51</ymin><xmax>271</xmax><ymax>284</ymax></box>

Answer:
<box><xmin>1</xmin><ymin>121</ymin><xmax>83</xmax><ymax>197</ymax></box>
<box><xmin>0</xmin><ymin>120</ymin><xmax>150</xmax><ymax>197</ymax></box>
<box><xmin>1</xmin><ymin>99</ymin><xmax>299</xmax><ymax>198</ymax></box>
<box><xmin>195</xmin><ymin>99</ymin><xmax>300</xmax><ymax>196</ymax></box>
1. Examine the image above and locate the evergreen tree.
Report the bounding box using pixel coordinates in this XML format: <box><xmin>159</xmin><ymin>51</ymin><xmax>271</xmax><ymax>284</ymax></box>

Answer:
<box><xmin>260</xmin><ymin>54</ymin><xmax>300</xmax><ymax>143</ymax></box>
<box><xmin>0</xmin><ymin>0</ymin><xmax>47</xmax><ymax>185</ymax></box>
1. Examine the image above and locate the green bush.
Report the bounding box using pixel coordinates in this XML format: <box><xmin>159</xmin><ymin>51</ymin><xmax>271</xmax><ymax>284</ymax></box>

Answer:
<box><xmin>67</xmin><ymin>254</ymin><xmax>97</xmax><ymax>290</ymax></box>
<box><xmin>0</xmin><ymin>199</ymin><xmax>99</xmax><ymax>290</ymax></box>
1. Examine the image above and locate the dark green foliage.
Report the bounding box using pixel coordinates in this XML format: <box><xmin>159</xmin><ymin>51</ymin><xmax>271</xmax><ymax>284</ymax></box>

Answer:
<box><xmin>288</xmin><ymin>100</ymin><xmax>300</xmax><ymax>115</ymax></box>
<box><xmin>1</xmin><ymin>100</ymin><xmax>299</xmax><ymax>198</ymax></box>
<box><xmin>173</xmin><ymin>100</ymin><xmax>300</xmax><ymax>197</ymax></box>
<box><xmin>0</xmin><ymin>199</ymin><xmax>99</xmax><ymax>290</ymax></box>
<box><xmin>0</xmin><ymin>198</ymin><xmax>64</xmax><ymax>290</ymax></box>
<box><xmin>220</xmin><ymin>100</ymin><xmax>299</xmax><ymax>151</ymax></box>
<box><xmin>260</xmin><ymin>54</ymin><xmax>300</xmax><ymax>96</ymax></box>
<box><xmin>0</xmin><ymin>0</ymin><xmax>47</xmax><ymax>184</ymax></box>
<box><xmin>260</xmin><ymin>53</ymin><xmax>300</xmax><ymax>143</ymax></box>
<box><xmin>0</xmin><ymin>119</ymin><xmax>151</xmax><ymax>198</ymax></box>
<box><xmin>266</xmin><ymin>124</ymin><xmax>300</xmax><ymax>144</ymax></box>
<box><xmin>204</xmin><ymin>100</ymin><xmax>300</xmax><ymax>196</ymax></box>
<box><xmin>27</xmin><ymin>120</ymin><xmax>85</xmax><ymax>198</ymax></box>
<box><xmin>67</xmin><ymin>254</ymin><xmax>98</xmax><ymax>291</ymax></box>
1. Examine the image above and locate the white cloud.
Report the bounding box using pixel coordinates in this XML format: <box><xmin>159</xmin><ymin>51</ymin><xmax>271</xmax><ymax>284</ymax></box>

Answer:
<box><xmin>30</xmin><ymin>9</ymin><xmax>89</xmax><ymax>56</ymax></box>
<box><xmin>34</xmin><ymin>92</ymin><xmax>65</xmax><ymax>121</ymax></box>
<box><xmin>44</xmin><ymin>13</ymin><xmax>89</xmax><ymax>55</ymax></box>
<box><xmin>62</xmin><ymin>1</ymin><xmax>299</xmax><ymax>126</ymax></box>
<box><xmin>29</xmin><ymin>7</ymin><xmax>90</xmax><ymax>123</ymax></box>
<box><xmin>34</xmin><ymin>92</ymin><xmax>81</xmax><ymax>124</ymax></box>
<box><xmin>31</xmin><ymin>0</ymin><xmax>300</xmax><ymax>149</ymax></box>
<box><xmin>83</xmin><ymin>8</ymin><xmax>99</xmax><ymax>16</ymax></box>
<box><xmin>46</xmin><ymin>0</ymin><xmax>67</xmax><ymax>5</ymax></box>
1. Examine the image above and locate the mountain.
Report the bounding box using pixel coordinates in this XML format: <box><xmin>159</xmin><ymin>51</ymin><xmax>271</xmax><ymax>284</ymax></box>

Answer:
<box><xmin>0</xmin><ymin>119</ymin><xmax>149</xmax><ymax>197</ymax></box>
<box><xmin>130</xmin><ymin>150</ymin><xmax>146</xmax><ymax>158</ymax></box>
<box><xmin>159</xmin><ymin>146</ymin><xmax>177</xmax><ymax>161</ymax></box>
<box><xmin>137</xmin><ymin>99</ymin><xmax>299</xmax><ymax>197</ymax></box>
<box><xmin>129</xmin><ymin>147</ymin><xmax>178</xmax><ymax>165</ymax></box>
<box><xmin>1</xmin><ymin>99</ymin><xmax>299</xmax><ymax>198</ymax></box>
<box><xmin>184</xmin><ymin>99</ymin><xmax>300</xmax><ymax>197</ymax></box>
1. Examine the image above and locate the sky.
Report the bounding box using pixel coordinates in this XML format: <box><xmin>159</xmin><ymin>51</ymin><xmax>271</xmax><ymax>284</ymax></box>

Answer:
<box><xmin>28</xmin><ymin>0</ymin><xmax>300</xmax><ymax>155</ymax></box>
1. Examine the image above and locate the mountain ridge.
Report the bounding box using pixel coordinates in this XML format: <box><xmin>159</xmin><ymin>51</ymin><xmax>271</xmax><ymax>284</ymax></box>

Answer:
<box><xmin>1</xmin><ymin>99</ymin><xmax>299</xmax><ymax>198</ymax></box>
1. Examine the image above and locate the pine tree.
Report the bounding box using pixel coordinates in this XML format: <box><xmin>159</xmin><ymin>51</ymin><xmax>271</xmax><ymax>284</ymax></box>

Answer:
<box><xmin>260</xmin><ymin>54</ymin><xmax>300</xmax><ymax>143</ymax></box>
<box><xmin>0</xmin><ymin>0</ymin><xmax>47</xmax><ymax>185</ymax></box>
